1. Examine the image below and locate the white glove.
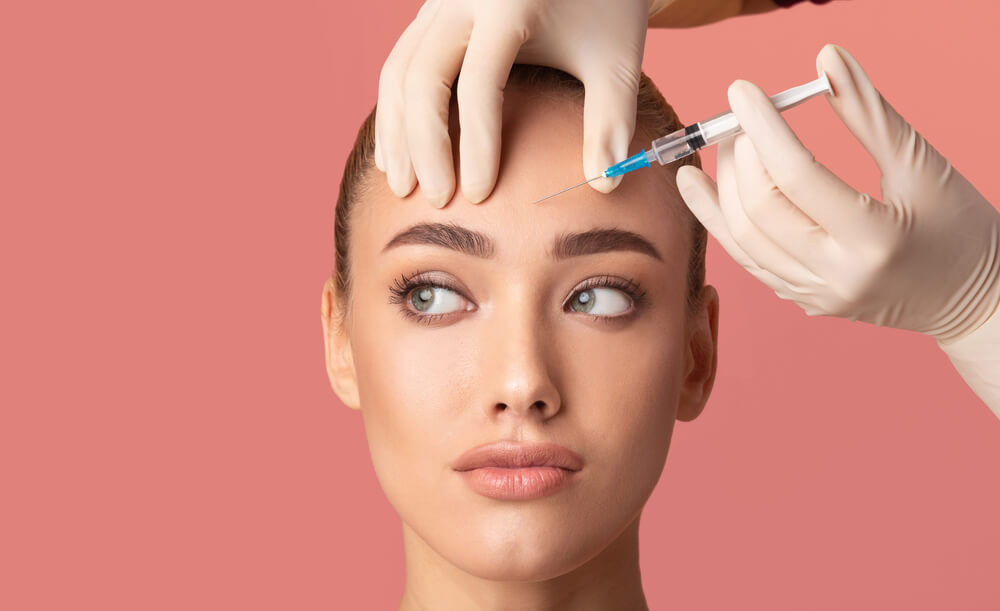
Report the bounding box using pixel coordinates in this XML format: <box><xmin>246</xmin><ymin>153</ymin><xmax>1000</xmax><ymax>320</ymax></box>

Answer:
<box><xmin>373</xmin><ymin>0</ymin><xmax>652</xmax><ymax>207</ymax></box>
<box><xmin>676</xmin><ymin>44</ymin><xmax>1000</xmax><ymax>413</ymax></box>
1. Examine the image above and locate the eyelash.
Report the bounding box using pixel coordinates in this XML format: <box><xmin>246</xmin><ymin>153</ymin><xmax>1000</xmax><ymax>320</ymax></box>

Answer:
<box><xmin>387</xmin><ymin>269</ymin><xmax>649</xmax><ymax>326</ymax></box>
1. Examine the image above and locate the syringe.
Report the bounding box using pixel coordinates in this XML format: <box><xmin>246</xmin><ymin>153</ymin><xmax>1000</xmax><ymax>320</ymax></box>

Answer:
<box><xmin>533</xmin><ymin>72</ymin><xmax>832</xmax><ymax>204</ymax></box>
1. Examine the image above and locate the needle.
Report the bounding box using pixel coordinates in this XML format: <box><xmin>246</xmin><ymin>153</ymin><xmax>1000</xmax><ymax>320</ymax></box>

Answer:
<box><xmin>532</xmin><ymin>175</ymin><xmax>604</xmax><ymax>205</ymax></box>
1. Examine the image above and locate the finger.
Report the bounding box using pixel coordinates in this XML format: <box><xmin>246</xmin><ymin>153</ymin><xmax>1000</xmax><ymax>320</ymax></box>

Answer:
<box><xmin>375</xmin><ymin>1</ymin><xmax>437</xmax><ymax>196</ymax></box>
<box><xmin>732</xmin><ymin>133</ymin><xmax>835</xmax><ymax>277</ymax></box>
<box><xmin>727</xmin><ymin>78</ymin><xmax>878</xmax><ymax>245</ymax></box>
<box><xmin>676</xmin><ymin>163</ymin><xmax>793</xmax><ymax>293</ymax></box>
<box><xmin>376</xmin><ymin>90</ymin><xmax>417</xmax><ymax>197</ymax></box>
<box><xmin>716</xmin><ymin>136</ymin><xmax>823</xmax><ymax>288</ymax></box>
<box><xmin>816</xmin><ymin>44</ymin><xmax>952</xmax><ymax>182</ymax></box>
<box><xmin>457</xmin><ymin>8</ymin><xmax>529</xmax><ymax>203</ymax></box>
<box><xmin>403</xmin><ymin>6</ymin><xmax>474</xmax><ymax>208</ymax></box>
<box><xmin>581</xmin><ymin>62</ymin><xmax>641</xmax><ymax>194</ymax></box>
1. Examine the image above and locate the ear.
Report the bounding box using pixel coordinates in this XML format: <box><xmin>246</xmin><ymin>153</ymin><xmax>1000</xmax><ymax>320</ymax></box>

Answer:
<box><xmin>676</xmin><ymin>285</ymin><xmax>720</xmax><ymax>422</ymax></box>
<box><xmin>321</xmin><ymin>276</ymin><xmax>361</xmax><ymax>410</ymax></box>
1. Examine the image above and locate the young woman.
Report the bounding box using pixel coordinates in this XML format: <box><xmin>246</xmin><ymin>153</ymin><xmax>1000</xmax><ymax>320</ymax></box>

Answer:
<box><xmin>321</xmin><ymin>65</ymin><xmax>719</xmax><ymax>610</ymax></box>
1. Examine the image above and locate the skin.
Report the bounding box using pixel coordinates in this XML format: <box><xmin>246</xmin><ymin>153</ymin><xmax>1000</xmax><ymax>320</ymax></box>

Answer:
<box><xmin>321</xmin><ymin>86</ymin><xmax>720</xmax><ymax>610</ymax></box>
<box><xmin>647</xmin><ymin>0</ymin><xmax>779</xmax><ymax>28</ymax></box>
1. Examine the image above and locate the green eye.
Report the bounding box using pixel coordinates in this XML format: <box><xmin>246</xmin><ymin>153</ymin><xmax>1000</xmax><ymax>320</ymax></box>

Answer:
<box><xmin>568</xmin><ymin>287</ymin><xmax>631</xmax><ymax>316</ymax></box>
<box><xmin>409</xmin><ymin>286</ymin><xmax>465</xmax><ymax>314</ymax></box>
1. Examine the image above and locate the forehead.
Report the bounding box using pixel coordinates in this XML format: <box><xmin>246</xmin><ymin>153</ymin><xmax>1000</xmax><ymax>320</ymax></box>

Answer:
<box><xmin>353</xmin><ymin>88</ymin><xmax>691</xmax><ymax>267</ymax></box>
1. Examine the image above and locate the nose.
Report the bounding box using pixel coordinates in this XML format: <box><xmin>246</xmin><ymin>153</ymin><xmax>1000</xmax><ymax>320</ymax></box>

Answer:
<box><xmin>479</xmin><ymin>292</ymin><xmax>563</xmax><ymax>422</ymax></box>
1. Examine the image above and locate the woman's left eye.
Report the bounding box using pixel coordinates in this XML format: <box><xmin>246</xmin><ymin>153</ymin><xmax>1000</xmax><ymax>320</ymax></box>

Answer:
<box><xmin>567</xmin><ymin>287</ymin><xmax>632</xmax><ymax>316</ymax></box>
<box><xmin>408</xmin><ymin>285</ymin><xmax>467</xmax><ymax>315</ymax></box>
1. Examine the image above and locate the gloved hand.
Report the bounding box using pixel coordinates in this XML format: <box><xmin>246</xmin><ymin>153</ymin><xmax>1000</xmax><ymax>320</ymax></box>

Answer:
<box><xmin>373</xmin><ymin>0</ymin><xmax>653</xmax><ymax>208</ymax></box>
<box><xmin>676</xmin><ymin>44</ymin><xmax>1000</xmax><ymax>412</ymax></box>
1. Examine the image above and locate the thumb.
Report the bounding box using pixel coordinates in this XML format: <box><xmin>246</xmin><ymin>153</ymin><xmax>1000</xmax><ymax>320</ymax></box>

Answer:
<box><xmin>581</xmin><ymin>64</ymin><xmax>640</xmax><ymax>194</ymax></box>
<box><xmin>817</xmin><ymin>44</ymin><xmax>950</xmax><ymax>181</ymax></box>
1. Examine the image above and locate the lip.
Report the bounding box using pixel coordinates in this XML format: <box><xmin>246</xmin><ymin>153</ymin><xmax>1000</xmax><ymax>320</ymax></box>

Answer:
<box><xmin>452</xmin><ymin>440</ymin><xmax>584</xmax><ymax>471</ymax></box>
<box><xmin>452</xmin><ymin>441</ymin><xmax>583</xmax><ymax>501</ymax></box>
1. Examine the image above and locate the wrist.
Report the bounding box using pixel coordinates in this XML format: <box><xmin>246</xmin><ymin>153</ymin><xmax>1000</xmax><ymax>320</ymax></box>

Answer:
<box><xmin>936</xmin><ymin>294</ymin><xmax>1000</xmax><ymax>414</ymax></box>
<box><xmin>934</xmin><ymin>217</ymin><xmax>1000</xmax><ymax>345</ymax></box>
<box><xmin>647</xmin><ymin>0</ymin><xmax>672</xmax><ymax>19</ymax></box>
<box><xmin>647</xmin><ymin>0</ymin><xmax>742</xmax><ymax>27</ymax></box>
<box><xmin>937</xmin><ymin>293</ymin><xmax>1000</xmax><ymax>353</ymax></box>
<box><xmin>649</xmin><ymin>0</ymin><xmax>778</xmax><ymax>25</ymax></box>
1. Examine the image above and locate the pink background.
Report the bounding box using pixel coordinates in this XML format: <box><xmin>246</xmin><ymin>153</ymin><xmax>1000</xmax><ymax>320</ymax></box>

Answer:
<box><xmin>3</xmin><ymin>0</ymin><xmax>999</xmax><ymax>608</ymax></box>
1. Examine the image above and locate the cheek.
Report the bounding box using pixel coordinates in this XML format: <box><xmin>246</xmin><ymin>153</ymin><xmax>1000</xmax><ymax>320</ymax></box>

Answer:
<box><xmin>348</xmin><ymin>304</ymin><xmax>469</xmax><ymax>505</ymax></box>
<box><xmin>562</xmin><ymin>307</ymin><xmax>689</xmax><ymax>504</ymax></box>
<box><xmin>566</xmin><ymin>287</ymin><xmax>689</xmax><ymax>414</ymax></box>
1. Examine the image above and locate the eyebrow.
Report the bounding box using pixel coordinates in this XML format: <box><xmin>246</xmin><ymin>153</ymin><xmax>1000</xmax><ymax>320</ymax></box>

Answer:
<box><xmin>381</xmin><ymin>222</ymin><xmax>662</xmax><ymax>262</ymax></box>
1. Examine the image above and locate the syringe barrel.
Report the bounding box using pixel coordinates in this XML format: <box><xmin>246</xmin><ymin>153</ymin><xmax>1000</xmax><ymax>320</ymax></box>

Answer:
<box><xmin>644</xmin><ymin>73</ymin><xmax>832</xmax><ymax>169</ymax></box>
<box><xmin>683</xmin><ymin>72</ymin><xmax>832</xmax><ymax>149</ymax></box>
<box><xmin>698</xmin><ymin>110</ymin><xmax>742</xmax><ymax>146</ymax></box>
<box><xmin>648</xmin><ymin>125</ymin><xmax>706</xmax><ymax>166</ymax></box>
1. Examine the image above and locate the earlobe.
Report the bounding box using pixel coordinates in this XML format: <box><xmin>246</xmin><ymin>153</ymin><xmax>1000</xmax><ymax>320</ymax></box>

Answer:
<box><xmin>321</xmin><ymin>276</ymin><xmax>362</xmax><ymax>411</ymax></box>
<box><xmin>676</xmin><ymin>285</ymin><xmax>720</xmax><ymax>422</ymax></box>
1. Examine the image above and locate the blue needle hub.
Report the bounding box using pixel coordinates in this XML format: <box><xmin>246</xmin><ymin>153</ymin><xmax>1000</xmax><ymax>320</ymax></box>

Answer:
<box><xmin>603</xmin><ymin>149</ymin><xmax>651</xmax><ymax>178</ymax></box>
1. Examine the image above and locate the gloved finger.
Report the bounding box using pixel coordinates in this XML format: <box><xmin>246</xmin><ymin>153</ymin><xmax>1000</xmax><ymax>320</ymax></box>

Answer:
<box><xmin>375</xmin><ymin>15</ymin><xmax>425</xmax><ymax>174</ymax></box>
<box><xmin>732</xmin><ymin>133</ymin><xmax>835</xmax><ymax>278</ymax></box>
<box><xmin>375</xmin><ymin>2</ymin><xmax>438</xmax><ymax>195</ymax></box>
<box><xmin>581</xmin><ymin>62</ymin><xmax>641</xmax><ymax>194</ymax></box>
<box><xmin>403</xmin><ymin>6</ymin><xmax>474</xmax><ymax>208</ymax></box>
<box><xmin>727</xmin><ymin>78</ymin><xmax>878</xmax><ymax>248</ymax></box>
<box><xmin>816</xmin><ymin>44</ymin><xmax>952</xmax><ymax>184</ymax></box>
<box><xmin>457</xmin><ymin>8</ymin><xmax>529</xmax><ymax>204</ymax></box>
<box><xmin>676</xmin><ymin>163</ymin><xmax>793</xmax><ymax>294</ymax></box>
<box><xmin>716</xmin><ymin>136</ymin><xmax>824</xmax><ymax>288</ymax></box>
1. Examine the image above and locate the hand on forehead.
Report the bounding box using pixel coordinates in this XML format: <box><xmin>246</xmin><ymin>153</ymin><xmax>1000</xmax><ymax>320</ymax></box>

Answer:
<box><xmin>359</xmin><ymin>84</ymin><xmax>690</xmax><ymax>267</ymax></box>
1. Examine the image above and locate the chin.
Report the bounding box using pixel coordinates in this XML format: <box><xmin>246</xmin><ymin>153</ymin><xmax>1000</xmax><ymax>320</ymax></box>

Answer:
<box><xmin>453</xmin><ymin>546</ymin><xmax>586</xmax><ymax>583</ymax></box>
<box><xmin>435</xmin><ymin>515</ymin><xmax>614</xmax><ymax>582</ymax></box>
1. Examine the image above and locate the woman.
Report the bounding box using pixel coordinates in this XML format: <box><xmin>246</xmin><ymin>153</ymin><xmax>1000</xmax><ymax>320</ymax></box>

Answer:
<box><xmin>322</xmin><ymin>65</ymin><xmax>717</xmax><ymax>609</ymax></box>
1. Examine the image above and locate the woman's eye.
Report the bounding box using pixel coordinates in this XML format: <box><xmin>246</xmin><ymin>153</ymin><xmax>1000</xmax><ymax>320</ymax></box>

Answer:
<box><xmin>568</xmin><ymin>287</ymin><xmax>632</xmax><ymax>316</ymax></box>
<box><xmin>409</xmin><ymin>286</ymin><xmax>466</xmax><ymax>315</ymax></box>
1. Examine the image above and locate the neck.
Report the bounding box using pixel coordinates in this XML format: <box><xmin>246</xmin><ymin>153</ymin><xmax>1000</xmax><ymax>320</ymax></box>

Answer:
<box><xmin>397</xmin><ymin>516</ymin><xmax>649</xmax><ymax>611</ymax></box>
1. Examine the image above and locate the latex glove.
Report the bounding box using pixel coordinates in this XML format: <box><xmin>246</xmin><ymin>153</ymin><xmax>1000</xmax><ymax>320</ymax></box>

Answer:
<box><xmin>676</xmin><ymin>44</ymin><xmax>1000</xmax><ymax>413</ymax></box>
<box><xmin>373</xmin><ymin>0</ymin><xmax>651</xmax><ymax>208</ymax></box>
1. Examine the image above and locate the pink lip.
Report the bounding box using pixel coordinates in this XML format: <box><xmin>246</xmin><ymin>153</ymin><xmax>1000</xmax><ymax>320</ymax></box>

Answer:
<box><xmin>452</xmin><ymin>441</ymin><xmax>583</xmax><ymax>501</ymax></box>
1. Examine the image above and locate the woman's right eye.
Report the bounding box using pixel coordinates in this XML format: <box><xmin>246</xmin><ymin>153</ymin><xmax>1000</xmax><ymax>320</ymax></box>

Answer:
<box><xmin>407</xmin><ymin>285</ymin><xmax>467</xmax><ymax>315</ymax></box>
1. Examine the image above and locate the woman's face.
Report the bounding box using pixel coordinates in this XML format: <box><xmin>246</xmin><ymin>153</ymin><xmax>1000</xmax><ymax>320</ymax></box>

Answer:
<box><xmin>323</xmin><ymin>89</ymin><xmax>718</xmax><ymax>581</ymax></box>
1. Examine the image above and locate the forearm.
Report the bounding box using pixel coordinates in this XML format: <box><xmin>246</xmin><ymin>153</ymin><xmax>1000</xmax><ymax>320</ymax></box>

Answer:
<box><xmin>938</xmin><ymin>301</ymin><xmax>1000</xmax><ymax>419</ymax></box>
<box><xmin>647</xmin><ymin>0</ymin><xmax>780</xmax><ymax>28</ymax></box>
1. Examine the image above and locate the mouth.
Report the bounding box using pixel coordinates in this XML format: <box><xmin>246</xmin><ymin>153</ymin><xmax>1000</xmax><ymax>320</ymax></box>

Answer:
<box><xmin>452</xmin><ymin>440</ymin><xmax>583</xmax><ymax>500</ymax></box>
<box><xmin>456</xmin><ymin>466</ymin><xmax>578</xmax><ymax>500</ymax></box>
